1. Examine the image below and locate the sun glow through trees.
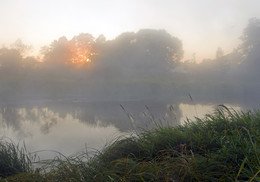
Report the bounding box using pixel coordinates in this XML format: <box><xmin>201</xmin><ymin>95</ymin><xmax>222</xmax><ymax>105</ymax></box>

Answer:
<box><xmin>69</xmin><ymin>35</ymin><xmax>97</xmax><ymax>66</ymax></box>
<box><xmin>71</xmin><ymin>50</ymin><xmax>92</xmax><ymax>64</ymax></box>
<box><xmin>70</xmin><ymin>50</ymin><xmax>98</xmax><ymax>66</ymax></box>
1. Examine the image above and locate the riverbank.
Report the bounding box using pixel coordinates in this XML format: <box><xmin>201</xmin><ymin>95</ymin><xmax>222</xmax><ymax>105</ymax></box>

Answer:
<box><xmin>1</xmin><ymin>106</ymin><xmax>260</xmax><ymax>181</ymax></box>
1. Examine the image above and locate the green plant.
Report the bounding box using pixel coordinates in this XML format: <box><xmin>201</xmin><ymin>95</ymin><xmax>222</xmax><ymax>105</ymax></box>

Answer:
<box><xmin>0</xmin><ymin>139</ymin><xmax>32</xmax><ymax>179</ymax></box>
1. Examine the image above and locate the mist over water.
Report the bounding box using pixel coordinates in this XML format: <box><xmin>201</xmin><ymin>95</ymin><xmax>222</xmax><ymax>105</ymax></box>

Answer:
<box><xmin>1</xmin><ymin>20</ymin><xmax>260</xmax><ymax>103</ymax></box>
<box><xmin>0</xmin><ymin>18</ymin><xmax>260</xmax><ymax>157</ymax></box>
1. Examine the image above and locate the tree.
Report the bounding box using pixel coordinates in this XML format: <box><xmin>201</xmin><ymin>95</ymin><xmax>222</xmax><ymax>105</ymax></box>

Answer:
<box><xmin>42</xmin><ymin>36</ymin><xmax>72</xmax><ymax>67</ymax></box>
<box><xmin>233</xmin><ymin>18</ymin><xmax>260</xmax><ymax>80</ymax></box>
<box><xmin>11</xmin><ymin>39</ymin><xmax>32</xmax><ymax>57</ymax></box>
<box><xmin>0</xmin><ymin>48</ymin><xmax>22</xmax><ymax>73</ymax></box>
<box><xmin>93</xmin><ymin>29</ymin><xmax>183</xmax><ymax>77</ymax></box>
<box><xmin>70</xmin><ymin>33</ymin><xmax>96</xmax><ymax>64</ymax></box>
<box><xmin>240</xmin><ymin>18</ymin><xmax>260</xmax><ymax>56</ymax></box>
<box><xmin>238</xmin><ymin>18</ymin><xmax>260</xmax><ymax>73</ymax></box>
<box><xmin>135</xmin><ymin>29</ymin><xmax>183</xmax><ymax>64</ymax></box>
<box><xmin>42</xmin><ymin>34</ymin><xmax>96</xmax><ymax>69</ymax></box>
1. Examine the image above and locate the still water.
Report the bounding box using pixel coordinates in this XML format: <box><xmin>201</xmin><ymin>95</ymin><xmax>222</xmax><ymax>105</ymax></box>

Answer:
<box><xmin>0</xmin><ymin>100</ymin><xmax>253</xmax><ymax>159</ymax></box>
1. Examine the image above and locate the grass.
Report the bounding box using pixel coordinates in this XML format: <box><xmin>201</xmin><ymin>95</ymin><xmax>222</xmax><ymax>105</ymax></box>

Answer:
<box><xmin>0</xmin><ymin>138</ymin><xmax>32</xmax><ymax>179</ymax></box>
<box><xmin>1</xmin><ymin>106</ymin><xmax>260</xmax><ymax>181</ymax></box>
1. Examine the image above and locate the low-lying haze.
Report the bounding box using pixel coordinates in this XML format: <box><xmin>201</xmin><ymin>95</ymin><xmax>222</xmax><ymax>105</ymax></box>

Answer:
<box><xmin>0</xmin><ymin>19</ymin><xmax>260</xmax><ymax>103</ymax></box>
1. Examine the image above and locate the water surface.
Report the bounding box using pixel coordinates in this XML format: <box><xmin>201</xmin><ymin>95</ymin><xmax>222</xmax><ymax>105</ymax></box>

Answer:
<box><xmin>0</xmin><ymin>100</ymin><xmax>254</xmax><ymax>159</ymax></box>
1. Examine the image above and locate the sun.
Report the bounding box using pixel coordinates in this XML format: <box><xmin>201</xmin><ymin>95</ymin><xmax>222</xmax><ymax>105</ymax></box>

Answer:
<box><xmin>70</xmin><ymin>47</ymin><xmax>95</xmax><ymax>66</ymax></box>
<box><xmin>67</xmin><ymin>34</ymin><xmax>99</xmax><ymax>67</ymax></box>
<box><xmin>71</xmin><ymin>53</ymin><xmax>92</xmax><ymax>64</ymax></box>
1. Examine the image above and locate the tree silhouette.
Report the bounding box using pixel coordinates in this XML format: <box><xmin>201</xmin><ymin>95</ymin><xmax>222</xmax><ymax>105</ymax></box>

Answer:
<box><xmin>239</xmin><ymin>18</ymin><xmax>260</xmax><ymax>76</ymax></box>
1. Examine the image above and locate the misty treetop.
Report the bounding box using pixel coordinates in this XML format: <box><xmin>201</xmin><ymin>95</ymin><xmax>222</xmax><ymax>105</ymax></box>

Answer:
<box><xmin>40</xmin><ymin>29</ymin><xmax>183</xmax><ymax>74</ymax></box>
<box><xmin>0</xmin><ymin>19</ymin><xmax>260</xmax><ymax>101</ymax></box>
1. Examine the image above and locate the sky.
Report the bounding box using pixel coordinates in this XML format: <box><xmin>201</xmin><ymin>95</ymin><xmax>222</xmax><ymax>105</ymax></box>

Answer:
<box><xmin>1</xmin><ymin>0</ymin><xmax>260</xmax><ymax>61</ymax></box>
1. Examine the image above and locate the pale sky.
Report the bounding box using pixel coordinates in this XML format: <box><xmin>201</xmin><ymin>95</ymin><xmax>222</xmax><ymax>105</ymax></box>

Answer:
<box><xmin>1</xmin><ymin>0</ymin><xmax>260</xmax><ymax>61</ymax></box>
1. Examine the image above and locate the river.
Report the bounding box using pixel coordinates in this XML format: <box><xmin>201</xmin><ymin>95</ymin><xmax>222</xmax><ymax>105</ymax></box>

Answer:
<box><xmin>0</xmin><ymin>99</ymin><xmax>258</xmax><ymax>160</ymax></box>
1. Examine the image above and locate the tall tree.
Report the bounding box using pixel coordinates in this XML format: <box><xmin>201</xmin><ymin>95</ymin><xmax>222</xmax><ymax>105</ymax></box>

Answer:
<box><xmin>238</xmin><ymin>18</ymin><xmax>260</xmax><ymax>78</ymax></box>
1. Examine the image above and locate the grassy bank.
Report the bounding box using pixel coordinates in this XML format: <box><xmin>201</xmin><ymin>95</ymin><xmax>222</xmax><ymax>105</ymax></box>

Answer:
<box><xmin>1</xmin><ymin>106</ymin><xmax>260</xmax><ymax>181</ymax></box>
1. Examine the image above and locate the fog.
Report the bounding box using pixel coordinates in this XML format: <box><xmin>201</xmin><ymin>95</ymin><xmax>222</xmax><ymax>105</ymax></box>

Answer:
<box><xmin>0</xmin><ymin>18</ymin><xmax>260</xmax><ymax>103</ymax></box>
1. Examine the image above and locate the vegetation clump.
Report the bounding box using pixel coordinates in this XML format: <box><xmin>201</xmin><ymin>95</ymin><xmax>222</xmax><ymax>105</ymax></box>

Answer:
<box><xmin>0</xmin><ymin>139</ymin><xmax>31</xmax><ymax>179</ymax></box>
<box><xmin>1</xmin><ymin>106</ymin><xmax>260</xmax><ymax>181</ymax></box>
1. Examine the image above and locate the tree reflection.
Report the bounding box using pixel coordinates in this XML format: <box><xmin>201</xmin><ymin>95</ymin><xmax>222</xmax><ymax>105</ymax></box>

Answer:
<box><xmin>0</xmin><ymin>102</ymin><xmax>182</xmax><ymax>135</ymax></box>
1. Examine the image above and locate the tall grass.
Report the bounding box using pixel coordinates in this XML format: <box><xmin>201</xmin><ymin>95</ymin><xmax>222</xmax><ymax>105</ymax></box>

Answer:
<box><xmin>0</xmin><ymin>138</ymin><xmax>32</xmax><ymax>179</ymax></box>
<box><xmin>1</xmin><ymin>106</ymin><xmax>260</xmax><ymax>181</ymax></box>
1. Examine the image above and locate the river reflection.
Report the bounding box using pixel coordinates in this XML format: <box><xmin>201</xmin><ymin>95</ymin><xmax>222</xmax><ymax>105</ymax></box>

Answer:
<box><xmin>0</xmin><ymin>101</ymin><xmax>245</xmax><ymax>159</ymax></box>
